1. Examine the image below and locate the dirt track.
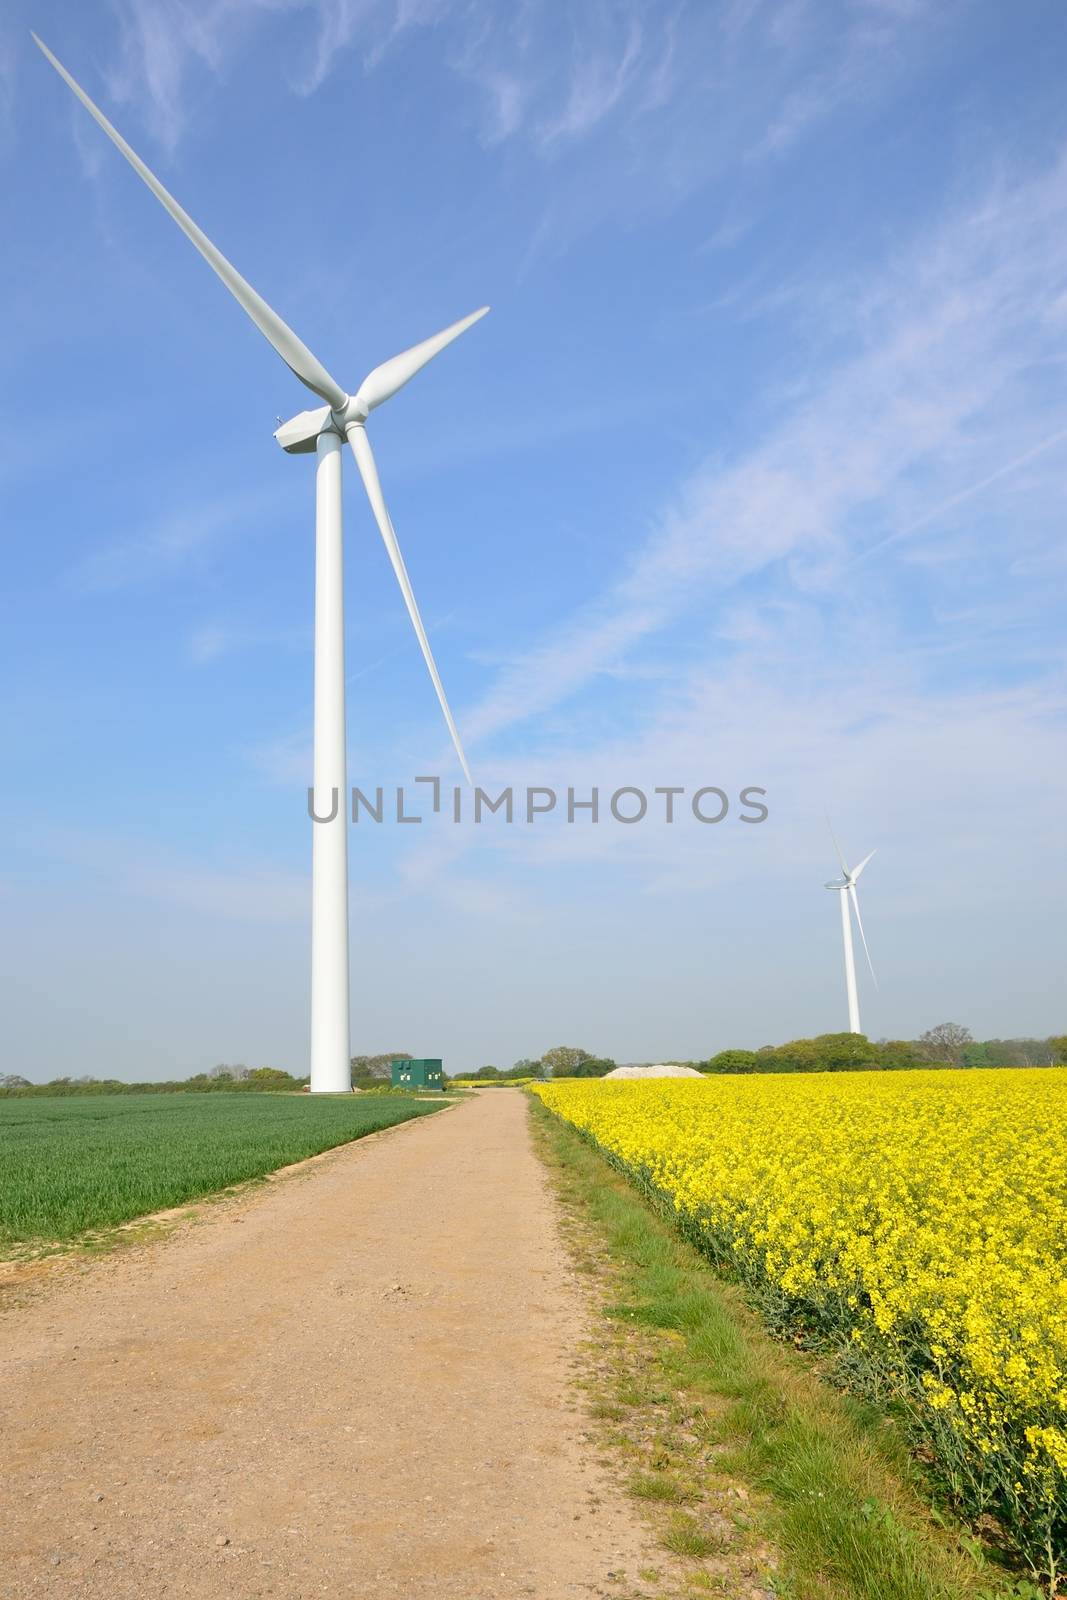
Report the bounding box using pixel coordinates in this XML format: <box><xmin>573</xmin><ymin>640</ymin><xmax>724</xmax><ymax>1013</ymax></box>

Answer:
<box><xmin>0</xmin><ymin>1090</ymin><xmax>663</xmax><ymax>1598</ymax></box>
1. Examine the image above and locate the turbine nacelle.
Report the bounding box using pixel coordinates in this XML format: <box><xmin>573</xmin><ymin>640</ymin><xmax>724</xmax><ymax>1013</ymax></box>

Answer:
<box><xmin>823</xmin><ymin>841</ymin><xmax>876</xmax><ymax>893</ymax></box>
<box><xmin>273</xmin><ymin>305</ymin><xmax>490</xmax><ymax>453</ymax></box>
<box><xmin>274</xmin><ymin>405</ymin><xmax>335</xmax><ymax>454</ymax></box>
<box><xmin>272</xmin><ymin>399</ymin><xmax>383</xmax><ymax>454</ymax></box>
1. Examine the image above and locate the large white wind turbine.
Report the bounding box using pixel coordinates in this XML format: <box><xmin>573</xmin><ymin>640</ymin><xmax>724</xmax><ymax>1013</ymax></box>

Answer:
<box><xmin>35</xmin><ymin>36</ymin><xmax>486</xmax><ymax>1094</ymax></box>
<box><xmin>824</xmin><ymin>827</ymin><xmax>877</xmax><ymax>1035</ymax></box>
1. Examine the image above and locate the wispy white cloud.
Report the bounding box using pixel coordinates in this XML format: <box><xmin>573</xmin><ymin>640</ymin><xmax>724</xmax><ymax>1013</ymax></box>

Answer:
<box><xmin>72</xmin><ymin>487</ymin><xmax>278</xmax><ymax>591</ymax></box>
<box><xmin>137</xmin><ymin>859</ymin><xmax>308</xmax><ymax>921</ymax></box>
<box><xmin>0</xmin><ymin>31</ymin><xmax>16</xmax><ymax>144</ymax></box>
<box><xmin>186</xmin><ymin>616</ymin><xmax>307</xmax><ymax>663</ymax></box>
<box><xmin>294</xmin><ymin>0</ymin><xmax>377</xmax><ymax>94</ymax></box>
<box><xmin>850</xmin><ymin>423</ymin><xmax>1067</xmax><ymax>568</ymax></box>
<box><xmin>244</xmin><ymin>727</ymin><xmax>310</xmax><ymax>784</ymax></box>
<box><xmin>507</xmin><ymin>0</ymin><xmax>961</xmax><ymax>265</ymax></box>
<box><xmin>105</xmin><ymin>0</ymin><xmax>229</xmax><ymax>150</ymax></box>
<box><xmin>34</xmin><ymin>826</ymin><xmax>308</xmax><ymax>922</ymax></box>
<box><xmin>537</xmin><ymin>14</ymin><xmax>645</xmax><ymax>144</ymax></box>
<box><xmin>188</xmin><ymin>620</ymin><xmax>245</xmax><ymax>664</ymax></box>
<box><xmin>462</xmin><ymin>143</ymin><xmax>1067</xmax><ymax>746</ymax></box>
<box><xmin>466</xmin><ymin>64</ymin><xmax>525</xmax><ymax>146</ymax></box>
<box><xmin>748</xmin><ymin>0</ymin><xmax>926</xmax><ymax>158</ymax></box>
<box><xmin>87</xmin><ymin>0</ymin><xmax>953</xmax><ymax>196</ymax></box>
<box><xmin>100</xmin><ymin>0</ymin><xmax>453</xmax><ymax>138</ymax></box>
<box><xmin>378</xmin><ymin>615</ymin><xmax>1065</xmax><ymax>937</ymax></box>
<box><xmin>312</xmin><ymin>0</ymin><xmax>455</xmax><ymax>84</ymax></box>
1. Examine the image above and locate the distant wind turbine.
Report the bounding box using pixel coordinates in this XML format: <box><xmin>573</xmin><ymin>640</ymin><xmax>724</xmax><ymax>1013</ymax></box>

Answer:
<box><xmin>35</xmin><ymin>35</ymin><xmax>487</xmax><ymax>1094</ymax></box>
<box><xmin>824</xmin><ymin>826</ymin><xmax>877</xmax><ymax>1034</ymax></box>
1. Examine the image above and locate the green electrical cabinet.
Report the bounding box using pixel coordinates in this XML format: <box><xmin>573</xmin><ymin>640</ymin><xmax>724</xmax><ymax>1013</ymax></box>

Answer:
<box><xmin>391</xmin><ymin>1057</ymin><xmax>444</xmax><ymax>1090</ymax></box>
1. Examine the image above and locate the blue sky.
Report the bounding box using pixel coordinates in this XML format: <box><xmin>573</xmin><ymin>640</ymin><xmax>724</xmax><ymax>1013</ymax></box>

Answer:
<box><xmin>2</xmin><ymin>0</ymin><xmax>1065</xmax><ymax>1079</ymax></box>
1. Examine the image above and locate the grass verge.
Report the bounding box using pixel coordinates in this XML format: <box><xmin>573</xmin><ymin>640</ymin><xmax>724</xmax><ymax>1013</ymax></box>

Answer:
<box><xmin>530</xmin><ymin>1096</ymin><xmax>1031</xmax><ymax>1600</ymax></box>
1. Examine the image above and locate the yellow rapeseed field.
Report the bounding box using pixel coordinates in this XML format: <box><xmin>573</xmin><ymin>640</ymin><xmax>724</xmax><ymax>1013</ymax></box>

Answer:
<box><xmin>532</xmin><ymin>1068</ymin><xmax>1067</xmax><ymax>1583</ymax></box>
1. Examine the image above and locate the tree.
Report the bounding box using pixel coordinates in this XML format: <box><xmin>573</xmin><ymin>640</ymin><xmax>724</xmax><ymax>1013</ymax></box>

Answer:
<box><xmin>246</xmin><ymin>1067</ymin><xmax>297</xmax><ymax>1088</ymax></box>
<box><xmin>980</xmin><ymin>1038</ymin><xmax>1016</xmax><ymax>1066</ymax></box>
<box><xmin>0</xmin><ymin>1074</ymin><xmax>30</xmax><ymax>1088</ymax></box>
<box><xmin>509</xmin><ymin>1058</ymin><xmax>544</xmax><ymax>1079</ymax></box>
<box><xmin>541</xmin><ymin>1046</ymin><xmax>594</xmax><ymax>1078</ymax></box>
<box><xmin>473</xmin><ymin>1065</ymin><xmax>501</xmax><ymax>1080</ymax></box>
<box><xmin>811</xmin><ymin>1033</ymin><xmax>881</xmax><ymax>1071</ymax></box>
<box><xmin>753</xmin><ymin>1034</ymin><xmax>881</xmax><ymax>1073</ymax></box>
<box><xmin>1006</xmin><ymin>1038</ymin><xmax>1056</xmax><ymax>1066</ymax></box>
<box><xmin>701</xmin><ymin>1050</ymin><xmax>759</xmax><ymax>1074</ymax></box>
<box><xmin>916</xmin><ymin>1023</ymin><xmax>973</xmax><ymax>1064</ymax></box>
<box><xmin>567</xmin><ymin>1057</ymin><xmax>616</xmax><ymax>1078</ymax></box>
<box><xmin>1049</xmin><ymin>1035</ymin><xmax>1067</xmax><ymax>1064</ymax></box>
<box><xmin>876</xmin><ymin>1039</ymin><xmax>921</xmax><ymax>1070</ymax></box>
<box><xmin>765</xmin><ymin>1037</ymin><xmax>823</xmax><ymax>1073</ymax></box>
<box><xmin>350</xmin><ymin>1051</ymin><xmax>412</xmax><ymax>1081</ymax></box>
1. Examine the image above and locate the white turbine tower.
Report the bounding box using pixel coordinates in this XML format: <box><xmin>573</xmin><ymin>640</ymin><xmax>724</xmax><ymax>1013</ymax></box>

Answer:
<box><xmin>824</xmin><ymin>827</ymin><xmax>877</xmax><ymax>1035</ymax></box>
<box><xmin>35</xmin><ymin>36</ymin><xmax>486</xmax><ymax>1094</ymax></box>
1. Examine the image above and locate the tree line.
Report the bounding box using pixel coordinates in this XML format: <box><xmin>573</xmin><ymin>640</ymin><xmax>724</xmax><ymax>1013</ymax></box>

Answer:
<box><xmin>5</xmin><ymin>1027</ymin><xmax>1064</xmax><ymax>1094</ymax></box>
<box><xmin>461</xmin><ymin>1047</ymin><xmax>613</xmax><ymax>1080</ymax></box>
<box><xmin>703</xmin><ymin>1025</ymin><xmax>1067</xmax><ymax>1074</ymax></box>
<box><xmin>466</xmin><ymin>1026</ymin><xmax>1067</xmax><ymax>1079</ymax></box>
<box><xmin>0</xmin><ymin>1066</ymin><xmax>303</xmax><ymax>1095</ymax></box>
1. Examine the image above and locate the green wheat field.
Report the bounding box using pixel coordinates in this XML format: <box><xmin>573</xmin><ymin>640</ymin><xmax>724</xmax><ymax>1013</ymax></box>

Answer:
<box><xmin>0</xmin><ymin>1092</ymin><xmax>445</xmax><ymax>1248</ymax></box>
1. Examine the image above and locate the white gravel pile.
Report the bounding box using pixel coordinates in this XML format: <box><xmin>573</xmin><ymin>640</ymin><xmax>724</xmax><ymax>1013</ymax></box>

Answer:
<box><xmin>602</xmin><ymin>1063</ymin><xmax>704</xmax><ymax>1079</ymax></box>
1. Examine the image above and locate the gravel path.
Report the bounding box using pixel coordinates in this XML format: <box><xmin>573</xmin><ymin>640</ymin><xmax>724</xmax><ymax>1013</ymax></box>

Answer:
<box><xmin>0</xmin><ymin>1090</ymin><xmax>661</xmax><ymax>1598</ymax></box>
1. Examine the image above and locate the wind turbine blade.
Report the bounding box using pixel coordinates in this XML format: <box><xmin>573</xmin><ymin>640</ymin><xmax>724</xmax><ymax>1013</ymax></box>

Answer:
<box><xmin>32</xmin><ymin>34</ymin><xmax>347</xmax><ymax>411</ymax></box>
<box><xmin>848</xmin><ymin>883</ymin><xmax>878</xmax><ymax>988</ymax></box>
<box><xmin>852</xmin><ymin>848</ymin><xmax>876</xmax><ymax>880</ymax></box>
<box><xmin>354</xmin><ymin>308</ymin><xmax>489</xmax><ymax>414</ymax></box>
<box><xmin>346</xmin><ymin>424</ymin><xmax>472</xmax><ymax>785</ymax></box>
<box><xmin>826</xmin><ymin>817</ymin><xmax>849</xmax><ymax>879</ymax></box>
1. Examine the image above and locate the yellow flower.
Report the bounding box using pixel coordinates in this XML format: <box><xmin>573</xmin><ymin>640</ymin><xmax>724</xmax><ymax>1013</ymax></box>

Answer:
<box><xmin>532</xmin><ymin>1067</ymin><xmax>1067</xmax><ymax>1568</ymax></box>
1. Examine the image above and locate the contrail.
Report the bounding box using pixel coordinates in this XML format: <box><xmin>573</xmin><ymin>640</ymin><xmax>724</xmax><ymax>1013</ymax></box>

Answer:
<box><xmin>850</xmin><ymin>423</ymin><xmax>1067</xmax><ymax>569</ymax></box>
